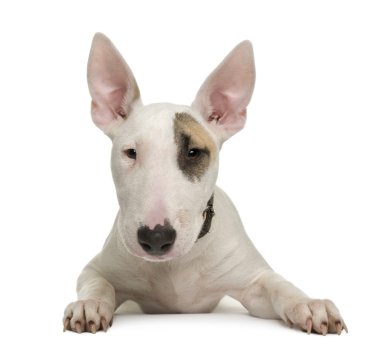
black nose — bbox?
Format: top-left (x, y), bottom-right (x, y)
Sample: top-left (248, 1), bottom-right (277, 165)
top-left (137, 223), bottom-right (176, 256)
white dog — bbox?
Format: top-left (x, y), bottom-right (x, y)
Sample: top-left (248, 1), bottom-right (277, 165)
top-left (63, 33), bottom-right (347, 335)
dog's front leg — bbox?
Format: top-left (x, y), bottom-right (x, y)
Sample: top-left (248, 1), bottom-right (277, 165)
top-left (234, 270), bottom-right (347, 335)
top-left (63, 266), bottom-right (115, 333)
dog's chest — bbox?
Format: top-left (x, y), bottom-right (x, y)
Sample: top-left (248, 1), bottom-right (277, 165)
top-left (134, 264), bottom-right (222, 313)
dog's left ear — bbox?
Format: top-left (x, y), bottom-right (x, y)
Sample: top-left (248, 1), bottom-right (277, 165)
top-left (191, 41), bottom-right (255, 142)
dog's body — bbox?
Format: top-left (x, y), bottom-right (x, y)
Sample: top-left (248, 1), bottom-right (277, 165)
top-left (63, 34), bottom-right (346, 335)
top-left (77, 184), bottom-right (272, 315)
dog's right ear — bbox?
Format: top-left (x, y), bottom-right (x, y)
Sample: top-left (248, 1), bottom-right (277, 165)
top-left (87, 33), bottom-right (141, 136)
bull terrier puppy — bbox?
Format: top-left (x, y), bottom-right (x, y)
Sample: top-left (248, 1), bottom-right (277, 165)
top-left (63, 33), bottom-right (347, 335)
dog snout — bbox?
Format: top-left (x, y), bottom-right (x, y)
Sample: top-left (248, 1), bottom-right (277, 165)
top-left (137, 223), bottom-right (176, 256)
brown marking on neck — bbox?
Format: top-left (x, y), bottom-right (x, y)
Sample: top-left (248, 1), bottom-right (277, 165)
top-left (174, 112), bottom-right (217, 182)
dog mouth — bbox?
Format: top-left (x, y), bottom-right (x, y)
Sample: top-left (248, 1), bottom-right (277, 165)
top-left (131, 245), bottom-right (185, 262)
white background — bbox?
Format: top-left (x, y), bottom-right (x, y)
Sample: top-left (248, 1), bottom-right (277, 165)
top-left (0, 0), bottom-right (379, 355)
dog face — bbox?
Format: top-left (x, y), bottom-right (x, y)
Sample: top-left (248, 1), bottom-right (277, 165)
top-left (110, 104), bottom-right (219, 261)
top-left (87, 33), bottom-right (255, 261)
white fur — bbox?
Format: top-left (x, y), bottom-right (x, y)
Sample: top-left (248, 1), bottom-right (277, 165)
top-left (111, 103), bottom-right (218, 261)
top-left (63, 34), bottom-right (347, 335)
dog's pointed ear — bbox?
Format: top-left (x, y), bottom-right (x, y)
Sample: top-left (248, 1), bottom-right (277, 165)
top-left (87, 33), bottom-right (141, 136)
top-left (191, 41), bottom-right (255, 142)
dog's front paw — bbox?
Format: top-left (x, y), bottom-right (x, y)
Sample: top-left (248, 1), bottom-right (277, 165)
top-left (284, 299), bottom-right (347, 335)
top-left (63, 299), bottom-right (113, 333)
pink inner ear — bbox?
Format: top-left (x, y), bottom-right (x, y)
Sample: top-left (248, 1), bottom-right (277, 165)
top-left (87, 33), bottom-right (140, 133)
top-left (192, 40), bottom-right (255, 140)
top-left (105, 87), bottom-right (128, 117)
top-left (207, 91), bottom-right (248, 132)
top-left (209, 91), bottom-right (228, 120)
top-left (90, 86), bottom-right (128, 129)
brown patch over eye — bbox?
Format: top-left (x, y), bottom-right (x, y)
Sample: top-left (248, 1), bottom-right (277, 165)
top-left (174, 112), bottom-right (216, 182)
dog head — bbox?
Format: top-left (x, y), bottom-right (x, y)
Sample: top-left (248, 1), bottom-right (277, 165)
top-left (87, 33), bottom-right (255, 261)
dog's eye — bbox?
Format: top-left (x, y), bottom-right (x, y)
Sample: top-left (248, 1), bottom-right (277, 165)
top-left (124, 148), bottom-right (137, 160)
top-left (187, 148), bottom-right (202, 159)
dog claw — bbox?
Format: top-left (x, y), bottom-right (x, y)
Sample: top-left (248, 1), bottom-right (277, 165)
top-left (75, 321), bottom-right (82, 333)
top-left (101, 318), bottom-right (108, 332)
top-left (88, 321), bottom-right (96, 334)
top-left (343, 323), bottom-right (348, 333)
top-left (335, 321), bottom-right (342, 335)
top-left (63, 318), bottom-right (70, 332)
top-left (285, 318), bottom-right (293, 328)
top-left (321, 322), bottom-right (328, 336)
top-left (306, 318), bottom-right (312, 334)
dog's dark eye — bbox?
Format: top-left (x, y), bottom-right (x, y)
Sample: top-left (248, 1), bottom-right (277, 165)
top-left (187, 148), bottom-right (202, 159)
top-left (124, 148), bottom-right (137, 160)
